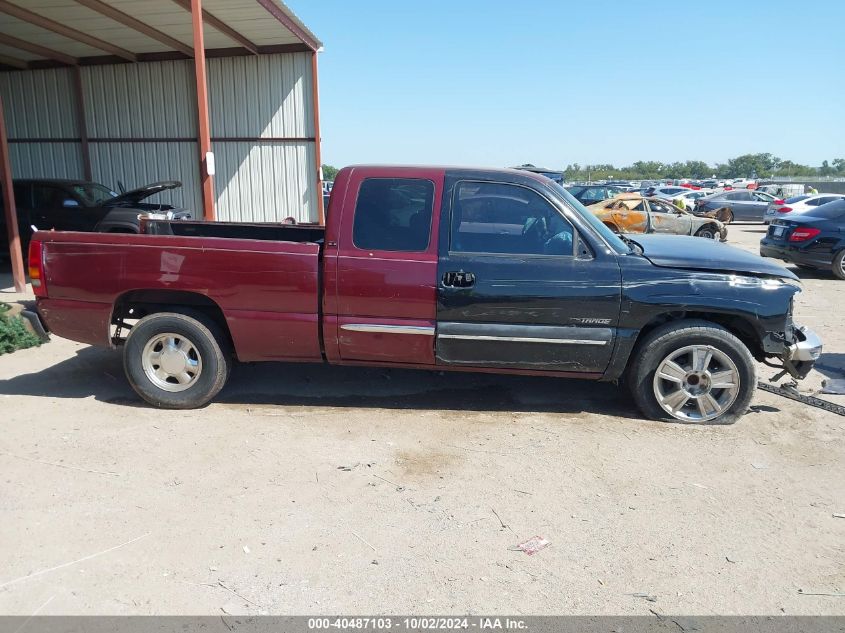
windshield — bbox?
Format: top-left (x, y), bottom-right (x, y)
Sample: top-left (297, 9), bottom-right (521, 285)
top-left (551, 182), bottom-right (629, 254)
top-left (70, 183), bottom-right (118, 206)
top-left (785, 194), bottom-right (810, 204)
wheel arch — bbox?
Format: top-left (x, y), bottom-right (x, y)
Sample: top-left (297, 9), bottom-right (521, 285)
top-left (694, 222), bottom-right (721, 237)
top-left (632, 312), bottom-right (763, 360)
top-left (111, 289), bottom-right (233, 349)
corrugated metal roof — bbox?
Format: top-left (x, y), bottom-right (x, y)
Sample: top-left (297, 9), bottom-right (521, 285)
top-left (0, 0), bottom-right (322, 65)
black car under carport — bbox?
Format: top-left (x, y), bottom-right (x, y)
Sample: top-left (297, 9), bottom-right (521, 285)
top-left (0, 179), bottom-right (192, 253)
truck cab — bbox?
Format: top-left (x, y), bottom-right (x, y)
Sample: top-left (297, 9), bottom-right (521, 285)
top-left (323, 166), bottom-right (621, 374)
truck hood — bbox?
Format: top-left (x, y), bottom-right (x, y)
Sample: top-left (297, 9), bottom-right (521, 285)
top-left (105, 181), bottom-right (181, 206)
top-left (628, 234), bottom-right (798, 280)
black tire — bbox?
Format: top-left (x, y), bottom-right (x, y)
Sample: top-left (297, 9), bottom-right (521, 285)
top-left (123, 312), bottom-right (230, 409)
top-left (833, 250), bottom-right (845, 281)
top-left (627, 320), bottom-right (757, 425)
top-left (694, 224), bottom-right (719, 240)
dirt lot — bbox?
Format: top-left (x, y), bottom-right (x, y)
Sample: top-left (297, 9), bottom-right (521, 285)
top-left (0, 225), bottom-right (843, 616)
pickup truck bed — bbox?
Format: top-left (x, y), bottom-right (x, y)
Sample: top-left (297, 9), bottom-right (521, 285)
top-left (36, 231), bottom-right (322, 362)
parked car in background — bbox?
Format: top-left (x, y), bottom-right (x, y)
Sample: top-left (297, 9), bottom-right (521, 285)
top-left (760, 199), bottom-right (845, 279)
top-left (605, 180), bottom-right (638, 191)
top-left (566, 184), bottom-right (626, 205)
top-left (763, 193), bottom-right (845, 222)
top-left (731, 178), bottom-right (757, 189)
top-left (694, 189), bottom-right (776, 222)
top-left (587, 194), bottom-right (727, 240)
top-left (649, 186), bottom-right (690, 200)
top-left (0, 179), bottom-right (191, 254)
top-left (513, 164), bottom-right (566, 185)
top-left (673, 189), bottom-right (712, 211)
top-left (756, 183), bottom-right (805, 199)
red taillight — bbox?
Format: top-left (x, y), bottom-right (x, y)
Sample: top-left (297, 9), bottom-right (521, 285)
top-left (27, 239), bottom-right (47, 297)
top-left (789, 228), bottom-right (821, 242)
top-left (777, 206), bottom-right (793, 213)
top-left (774, 199), bottom-right (785, 205)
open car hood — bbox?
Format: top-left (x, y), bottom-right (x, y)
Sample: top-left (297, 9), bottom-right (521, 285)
top-left (106, 181), bottom-right (181, 206)
top-left (629, 234), bottom-right (798, 280)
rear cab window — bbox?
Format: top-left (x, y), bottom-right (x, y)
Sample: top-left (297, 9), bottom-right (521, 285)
top-left (352, 178), bottom-right (435, 252)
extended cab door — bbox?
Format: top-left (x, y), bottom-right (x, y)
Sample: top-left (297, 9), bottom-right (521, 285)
top-left (436, 176), bottom-right (622, 374)
top-left (324, 168), bottom-right (443, 365)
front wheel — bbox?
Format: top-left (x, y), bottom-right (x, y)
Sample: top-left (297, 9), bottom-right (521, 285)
top-left (124, 312), bottom-right (230, 409)
top-left (628, 321), bottom-right (756, 424)
top-left (695, 224), bottom-right (719, 240)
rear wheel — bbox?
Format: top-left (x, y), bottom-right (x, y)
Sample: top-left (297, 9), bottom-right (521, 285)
top-left (124, 312), bottom-right (230, 409)
top-left (628, 321), bottom-right (756, 424)
top-left (833, 250), bottom-right (845, 280)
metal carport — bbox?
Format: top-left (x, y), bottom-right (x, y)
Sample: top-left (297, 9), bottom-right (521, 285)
top-left (0, 0), bottom-right (323, 292)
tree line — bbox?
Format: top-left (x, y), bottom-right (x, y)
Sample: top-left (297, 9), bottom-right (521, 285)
top-left (561, 154), bottom-right (845, 181)
top-left (321, 154), bottom-right (845, 183)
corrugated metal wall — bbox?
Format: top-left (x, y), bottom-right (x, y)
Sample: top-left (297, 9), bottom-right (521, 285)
top-left (0, 52), bottom-right (318, 222)
top-left (89, 142), bottom-right (201, 211)
top-left (10, 143), bottom-right (84, 179)
top-left (83, 62), bottom-right (197, 138)
top-left (215, 141), bottom-right (315, 223)
top-left (81, 60), bottom-right (201, 210)
top-left (209, 52), bottom-right (318, 223)
top-left (0, 67), bottom-right (84, 179)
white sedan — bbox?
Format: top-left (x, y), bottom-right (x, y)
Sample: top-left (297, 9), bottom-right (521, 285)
top-left (672, 189), bottom-right (713, 210)
top-left (764, 193), bottom-right (845, 222)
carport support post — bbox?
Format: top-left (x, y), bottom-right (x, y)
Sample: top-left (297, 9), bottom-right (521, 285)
top-left (0, 95), bottom-right (26, 293)
top-left (311, 51), bottom-right (324, 225)
top-left (191, 0), bottom-right (215, 221)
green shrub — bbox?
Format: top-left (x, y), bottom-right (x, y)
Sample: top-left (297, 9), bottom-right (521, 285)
top-left (0, 303), bottom-right (42, 355)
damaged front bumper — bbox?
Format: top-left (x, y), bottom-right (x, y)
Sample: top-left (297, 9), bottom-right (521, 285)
top-left (781, 325), bottom-right (823, 379)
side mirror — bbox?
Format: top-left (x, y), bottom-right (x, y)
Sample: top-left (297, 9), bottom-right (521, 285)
top-left (62, 199), bottom-right (80, 208)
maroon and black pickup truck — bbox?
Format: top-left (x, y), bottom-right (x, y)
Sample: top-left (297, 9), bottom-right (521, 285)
top-left (26, 166), bottom-right (821, 423)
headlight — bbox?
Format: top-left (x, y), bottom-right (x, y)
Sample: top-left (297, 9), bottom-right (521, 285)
top-left (728, 275), bottom-right (792, 289)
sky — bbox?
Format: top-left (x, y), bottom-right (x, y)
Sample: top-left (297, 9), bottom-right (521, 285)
top-left (294, 1), bottom-right (845, 171)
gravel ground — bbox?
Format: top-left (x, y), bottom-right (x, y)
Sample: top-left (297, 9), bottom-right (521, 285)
top-left (0, 225), bottom-right (842, 616)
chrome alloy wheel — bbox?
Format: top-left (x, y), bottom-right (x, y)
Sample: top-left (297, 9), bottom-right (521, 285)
top-left (652, 344), bottom-right (740, 422)
top-left (141, 333), bottom-right (203, 392)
